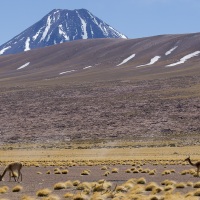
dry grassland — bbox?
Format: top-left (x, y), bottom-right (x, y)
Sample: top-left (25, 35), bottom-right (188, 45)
top-left (0, 144), bottom-right (199, 200)
top-left (0, 145), bottom-right (199, 163)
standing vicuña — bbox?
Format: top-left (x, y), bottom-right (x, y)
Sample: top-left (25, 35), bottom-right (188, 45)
top-left (185, 156), bottom-right (200, 177)
top-left (0, 162), bottom-right (23, 182)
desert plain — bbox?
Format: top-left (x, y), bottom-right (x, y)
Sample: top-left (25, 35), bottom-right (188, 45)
top-left (0, 143), bottom-right (200, 200)
top-left (1, 36), bottom-right (200, 199)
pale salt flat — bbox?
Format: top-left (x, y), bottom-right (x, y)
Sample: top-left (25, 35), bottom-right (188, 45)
top-left (83, 66), bottom-right (93, 69)
top-left (136, 56), bottom-right (161, 68)
top-left (117, 54), bottom-right (136, 66)
top-left (165, 46), bottom-right (178, 56)
top-left (166, 51), bottom-right (200, 67)
top-left (59, 70), bottom-right (76, 75)
top-left (17, 62), bottom-right (30, 70)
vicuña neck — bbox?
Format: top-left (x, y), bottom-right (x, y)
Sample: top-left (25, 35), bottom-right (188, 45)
top-left (188, 158), bottom-right (195, 166)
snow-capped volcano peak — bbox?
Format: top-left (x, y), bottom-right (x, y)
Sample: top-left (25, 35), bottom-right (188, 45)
top-left (0, 9), bottom-right (127, 55)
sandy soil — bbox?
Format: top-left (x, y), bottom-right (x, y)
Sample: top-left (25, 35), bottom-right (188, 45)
top-left (0, 163), bottom-right (199, 200)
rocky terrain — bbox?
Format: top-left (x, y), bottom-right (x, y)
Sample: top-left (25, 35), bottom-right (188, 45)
top-left (0, 75), bottom-right (200, 146)
top-left (0, 35), bottom-right (200, 146)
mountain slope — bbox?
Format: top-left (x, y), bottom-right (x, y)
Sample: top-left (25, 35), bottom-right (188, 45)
top-left (0, 9), bottom-right (127, 55)
top-left (1, 34), bottom-right (200, 145)
top-left (1, 33), bottom-right (200, 84)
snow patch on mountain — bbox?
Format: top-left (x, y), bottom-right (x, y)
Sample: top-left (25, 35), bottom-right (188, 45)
top-left (109, 26), bottom-right (127, 39)
top-left (77, 12), bottom-right (88, 39)
top-left (136, 56), bottom-right (161, 68)
top-left (165, 46), bottom-right (178, 55)
top-left (59, 70), bottom-right (76, 75)
top-left (0, 46), bottom-right (11, 55)
top-left (40, 16), bottom-right (52, 42)
top-left (88, 11), bottom-right (98, 25)
top-left (25, 37), bottom-right (31, 51)
top-left (83, 66), bottom-right (93, 69)
top-left (33, 30), bottom-right (41, 41)
top-left (117, 54), bottom-right (136, 66)
top-left (17, 62), bottom-right (30, 70)
top-left (59, 25), bottom-right (69, 40)
top-left (166, 51), bottom-right (200, 67)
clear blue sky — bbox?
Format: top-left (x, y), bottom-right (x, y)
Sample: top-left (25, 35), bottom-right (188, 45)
top-left (0, 0), bottom-right (200, 45)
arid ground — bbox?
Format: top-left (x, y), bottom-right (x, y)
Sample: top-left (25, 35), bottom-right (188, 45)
top-left (1, 75), bottom-right (200, 147)
top-left (1, 36), bottom-right (200, 199)
top-left (1, 71), bottom-right (200, 200)
top-left (0, 146), bottom-right (200, 199)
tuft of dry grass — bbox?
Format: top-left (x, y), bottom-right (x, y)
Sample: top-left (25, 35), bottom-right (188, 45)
top-left (54, 168), bottom-right (62, 174)
top-left (92, 184), bottom-right (106, 193)
top-left (164, 185), bottom-right (174, 192)
top-left (41, 195), bottom-right (60, 200)
top-left (93, 181), bottom-right (112, 193)
top-left (129, 185), bottom-right (145, 195)
top-left (193, 188), bottom-right (200, 196)
top-left (141, 168), bottom-right (150, 173)
top-left (175, 182), bottom-right (186, 189)
top-left (90, 192), bottom-right (108, 200)
top-left (149, 195), bottom-right (160, 200)
top-left (123, 182), bottom-right (134, 190)
top-left (187, 181), bottom-right (194, 187)
top-left (111, 168), bottom-right (119, 173)
top-left (161, 179), bottom-right (176, 186)
top-left (136, 177), bottom-right (146, 184)
top-left (65, 181), bottom-right (73, 189)
top-left (162, 170), bottom-right (171, 175)
top-left (194, 182), bottom-right (200, 188)
top-left (180, 170), bottom-right (188, 175)
top-left (62, 169), bottom-right (69, 174)
top-left (76, 182), bottom-right (91, 191)
top-left (21, 195), bottom-right (36, 200)
top-left (125, 169), bottom-right (132, 173)
top-left (63, 192), bottom-right (73, 199)
top-left (103, 171), bottom-right (110, 176)
top-left (132, 169), bottom-right (139, 173)
top-left (36, 188), bottom-right (52, 197)
top-left (98, 179), bottom-right (105, 184)
top-left (54, 182), bottom-right (66, 190)
top-left (12, 185), bottom-right (23, 192)
top-left (73, 180), bottom-right (81, 186)
top-left (149, 169), bottom-right (156, 175)
top-left (72, 193), bottom-right (88, 200)
top-left (145, 182), bottom-right (158, 191)
top-left (101, 166), bottom-right (108, 170)
top-left (152, 186), bottom-right (163, 194)
top-left (163, 193), bottom-right (198, 200)
top-left (81, 170), bottom-right (90, 175)
top-left (0, 186), bottom-right (9, 194)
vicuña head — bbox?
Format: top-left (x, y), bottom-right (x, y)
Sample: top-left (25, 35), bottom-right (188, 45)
top-left (184, 156), bottom-right (190, 162)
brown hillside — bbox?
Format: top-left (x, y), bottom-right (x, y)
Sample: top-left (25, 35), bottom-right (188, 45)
top-left (0, 34), bottom-right (200, 146)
